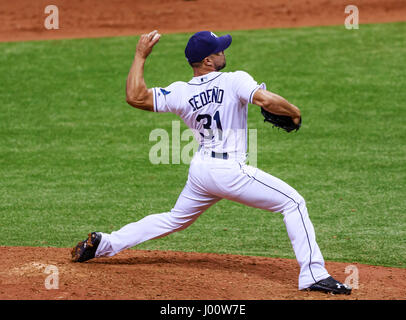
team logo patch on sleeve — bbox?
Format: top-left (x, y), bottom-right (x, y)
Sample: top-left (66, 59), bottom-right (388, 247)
top-left (160, 88), bottom-right (171, 96)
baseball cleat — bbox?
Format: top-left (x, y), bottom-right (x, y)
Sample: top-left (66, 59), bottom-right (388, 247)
top-left (71, 232), bottom-right (101, 262)
top-left (305, 276), bottom-right (352, 295)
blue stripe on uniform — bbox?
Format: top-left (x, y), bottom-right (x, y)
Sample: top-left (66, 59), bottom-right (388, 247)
top-left (153, 88), bottom-right (158, 112)
top-left (237, 162), bottom-right (317, 284)
top-left (248, 85), bottom-right (261, 104)
top-left (187, 73), bottom-right (223, 86)
top-left (251, 175), bottom-right (317, 283)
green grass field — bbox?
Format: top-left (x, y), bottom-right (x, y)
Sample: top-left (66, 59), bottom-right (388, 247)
top-left (1, 22), bottom-right (405, 268)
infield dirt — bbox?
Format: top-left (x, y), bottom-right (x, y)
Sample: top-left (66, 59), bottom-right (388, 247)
top-left (1, 0), bottom-right (405, 300)
top-left (1, 0), bottom-right (406, 42)
top-left (1, 246), bottom-right (406, 300)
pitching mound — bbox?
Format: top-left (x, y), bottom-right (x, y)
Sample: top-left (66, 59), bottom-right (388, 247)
top-left (0, 246), bottom-right (405, 300)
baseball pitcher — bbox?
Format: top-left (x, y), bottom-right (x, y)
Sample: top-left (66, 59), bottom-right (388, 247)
top-left (72, 30), bottom-right (351, 294)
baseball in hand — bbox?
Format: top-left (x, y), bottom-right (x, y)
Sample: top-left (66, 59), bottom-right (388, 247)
top-left (152, 33), bottom-right (161, 42)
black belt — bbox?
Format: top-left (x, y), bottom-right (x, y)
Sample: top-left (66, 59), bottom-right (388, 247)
top-left (211, 151), bottom-right (229, 160)
top-left (198, 146), bottom-right (229, 159)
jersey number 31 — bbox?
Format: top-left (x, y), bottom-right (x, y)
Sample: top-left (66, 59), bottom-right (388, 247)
top-left (196, 111), bottom-right (222, 140)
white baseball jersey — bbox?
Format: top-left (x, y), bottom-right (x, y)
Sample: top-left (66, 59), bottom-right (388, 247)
top-left (96, 70), bottom-right (330, 290)
top-left (152, 71), bottom-right (265, 155)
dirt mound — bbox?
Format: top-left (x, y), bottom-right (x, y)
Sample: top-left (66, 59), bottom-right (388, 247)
top-left (0, 247), bottom-right (405, 300)
top-left (1, 0), bottom-right (405, 42)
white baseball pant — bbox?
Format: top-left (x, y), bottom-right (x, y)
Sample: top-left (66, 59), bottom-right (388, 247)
top-left (96, 150), bottom-right (329, 289)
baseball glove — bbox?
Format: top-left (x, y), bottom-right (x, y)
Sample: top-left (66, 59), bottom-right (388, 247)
top-left (261, 107), bottom-right (301, 133)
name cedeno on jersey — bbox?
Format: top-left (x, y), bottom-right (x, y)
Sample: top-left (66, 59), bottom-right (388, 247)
top-left (188, 86), bottom-right (224, 112)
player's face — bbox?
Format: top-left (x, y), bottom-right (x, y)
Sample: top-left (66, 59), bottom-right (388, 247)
top-left (211, 51), bottom-right (226, 71)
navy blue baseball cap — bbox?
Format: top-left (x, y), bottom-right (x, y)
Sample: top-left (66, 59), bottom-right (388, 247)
top-left (185, 31), bottom-right (232, 64)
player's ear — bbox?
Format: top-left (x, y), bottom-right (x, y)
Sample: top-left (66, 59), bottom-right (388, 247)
top-left (203, 56), bottom-right (213, 67)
